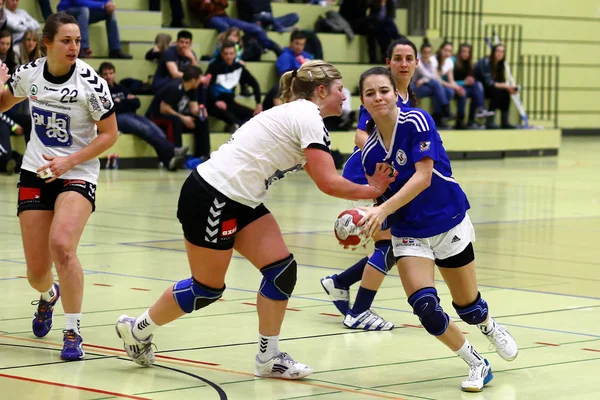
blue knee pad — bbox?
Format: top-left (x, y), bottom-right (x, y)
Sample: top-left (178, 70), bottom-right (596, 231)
top-left (259, 254), bottom-right (297, 301)
top-left (408, 287), bottom-right (450, 336)
top-left (368, 240), bottom-right (395, 275)
top-left (173, 278), bottom-right (225, 313)
top-left (453, 292), bottom-right (488, 325)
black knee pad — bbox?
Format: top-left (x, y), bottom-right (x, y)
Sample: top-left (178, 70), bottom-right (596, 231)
top-left (259, 254), bottom-right (297, 301)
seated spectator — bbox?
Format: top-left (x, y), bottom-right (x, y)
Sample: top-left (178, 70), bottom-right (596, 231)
top-left (4, 0), bottom-right (41, 44)
top-left (275, 30), bottom-right (312, 76)
top-left (453, 42), bottom-right (494, 129)
top-left (237, 0), bottom-right (298, 33)
top-left (37, 0), bottom-right (53, 20)
top-left (15, 29), bottom-right (41, 63)
top-left (411, 37), bottom-right (451, 128)
top-left (152, 30), bottom-right (198, 92)
top-left (0, 0), bottom-right (6, 31)
top-left (188, 0), bottom-right (282, 56)
top-left (99, 62), bottom-right (189, 171)
top-left (211, 27), bottom-right (243, 62)
top-left (146, 66), bottom-right (212, 160)
top-left (0, 30), bottom-right (18, 74)
top-left (57, 1), bottom-right (132, 59)
top-left (149, 0), bottom-right (185, 28)
top-left (0, 115), bottom-right (20, 175)
top-left (474, 43), bottom-right (518, 129)
top-left (206, 41), bottom-right (261, 131)
top-left (145, 33), bottom-right (172, 62)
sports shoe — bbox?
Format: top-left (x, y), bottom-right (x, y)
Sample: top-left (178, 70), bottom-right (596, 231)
top-left (343, 309), bottom-right (394, 331)
top-left (482, 319), bottom-right (518, 361)
top-left (31, 283), bottom-right (60, 338)
top-left (320, 276), bottom-right (350, 315)
top-left (461, 359), bottom-right (493, 392)
top-left (254, 352), bottom-right (313, 379)
top-left (115, 314), bottom-right (156, 367)
top-left (61, 329), bottom-right (85, 360)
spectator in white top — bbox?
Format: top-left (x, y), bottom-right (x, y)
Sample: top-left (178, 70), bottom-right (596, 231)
top-left (411, 38), bottom-right (452, 128)
top-left (4, 0), bottom-right (41, 44)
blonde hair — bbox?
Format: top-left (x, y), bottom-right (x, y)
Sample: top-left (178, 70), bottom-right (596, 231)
top-left (154, 33), bottom-right (172, 53)
top-left (18, 29), bottom-right (41, 64)
top-left (279, 60), bottom-right (342, 103)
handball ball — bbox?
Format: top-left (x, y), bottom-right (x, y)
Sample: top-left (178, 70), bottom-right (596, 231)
top-left (334, 209), bottom-right (370, 249)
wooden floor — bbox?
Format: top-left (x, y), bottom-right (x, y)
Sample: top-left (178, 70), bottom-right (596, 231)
top-left (1, 136), bottom-right (599, 399)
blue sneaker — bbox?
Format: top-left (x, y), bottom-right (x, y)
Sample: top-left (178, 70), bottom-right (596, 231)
top-left (31, 283), bottom-right (60, 338)
top-left (320, 275), bottom-right (350, 315)
top-left (61, 329), bottom-right (85, 361)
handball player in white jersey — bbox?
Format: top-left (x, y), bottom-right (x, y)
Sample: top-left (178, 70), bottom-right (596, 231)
top-left (0, 12), bottom-right (117, 360)
top-left (114, 60), bottom-right (395, 379)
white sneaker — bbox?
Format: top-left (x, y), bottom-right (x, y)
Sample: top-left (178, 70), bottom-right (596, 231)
top-left (320, 276), bottom-right (350, 315)
top-left (461, 359), bottom-right (493, 392)
top-left (115, 315), bottom-right (156, 367)
top-left (254, 352), bottom-right (313, 379)
top-left (343, 309), bottom-right (394, 331)
top-left (483, 320), bottom-right (518, 361)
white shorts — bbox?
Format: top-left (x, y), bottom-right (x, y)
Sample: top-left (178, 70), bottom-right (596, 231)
top-left (391, 213), bottom-right (476, 261)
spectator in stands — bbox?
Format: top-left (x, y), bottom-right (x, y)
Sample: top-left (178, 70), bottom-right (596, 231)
top-left (434, 40), bottom-right (468, 128)
top-left (339, 0), bottom-right (401, 64)
top-left (152, 30), bottom-right (198, 92)
top-left (453, 42), bottom-right (494, 129)
top-left (206, 41), bottom-right (262, 132)
top-left (57, 0), bottom-right (132, 59)
top-left (0, 0), bottom-right (6, 31)
top-left (4, 0), bottom-right (41, 44)
top-left (99, 62), bottom-right (189, 171)
top-left (187, 0), bottom-right (282, 56)
top-left (275, 30), bottom-right (312, 77)
top-left (211, 27), bottom-right (243, 62)
top-left (0, 114), bottom-right (20, 175)
top-left (37, 0), bottom-right (53, 20)
top-left (145, 33), bottom-right (172, 62)
top-left (412, 37), bottom-right (451, 128)
top-left (237, 0), bottom-right (299, 33)
top-left (149, 0), bottom-right (185, 28)
top-left (146, 65), bottom-right (212, 160)
top-left (0, 30), bottom-right (18, 74)
top-left (474, 44), bottom-right (517, 129)
top-left (15, 29), bottom-right (41, 63)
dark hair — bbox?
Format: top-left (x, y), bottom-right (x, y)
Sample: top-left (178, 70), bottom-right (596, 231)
top-left (220, 40), bottom-right (236, 51)
top-left (290, 31), bottom-right (307, 42)
top-left (177, 30), bottom-right (193, 41)
top-left (42, 12), bottom-right (78, 43)
top-left (489, 44), bottom-right (506, 82)
top-left (358, 67), bottom-right (397, 134)
top-left (435, 40), bottom-right (452, 73)
top-left (454, 42), bottom-right (473, 77)
top-left (98, 61), bottom-right (115, 74)
top-left (0, 30), bottom-right (17, 74)
top-left (279, 60), bottom-right (342, 103)
top-left (385, 36), bottom-right (418, 107)
top-left (182, 65), bottom-right (203, 81)
top-left (420, 37), bottom-right (432, 52)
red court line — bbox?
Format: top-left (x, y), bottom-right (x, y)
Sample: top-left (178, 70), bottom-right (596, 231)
top-left (0, 372), bottom-right (150, 399)
top-left (130, 288), bottom-right (150, 291)
top-left (536, 342), bottom-right (560, 347)
top-left (242, 302), bottom-right (256, 306)
top-left (583, 348), bottom-right (600, 353)
top-left (320, 313), bottom-right (340, 317)
top-left (93, 283), bottom-right (113, 287)
top-left (285, 308), bottom-right (301, 312)
top-left (81, 343), bottom-right (220, 366)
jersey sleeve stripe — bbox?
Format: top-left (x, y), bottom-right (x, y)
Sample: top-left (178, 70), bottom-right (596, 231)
top-left (400, 110), bottom-right (430, 131)
top-left (306, 143), bottom-right (331, 153)
top-left (100, 107), bottom-right (116, 121)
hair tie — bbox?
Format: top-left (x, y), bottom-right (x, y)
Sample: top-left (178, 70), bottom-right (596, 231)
top-left (292, 69), bottom-right (297, 78)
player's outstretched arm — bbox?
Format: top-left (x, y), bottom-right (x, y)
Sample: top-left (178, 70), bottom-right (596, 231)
top-left (304, 147), bottom-right (395, 200)
top-left (0, 64), bottom-right (26, 112)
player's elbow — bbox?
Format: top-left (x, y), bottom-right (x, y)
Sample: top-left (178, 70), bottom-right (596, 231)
top-left (419, 170), bottom-right (432, 189)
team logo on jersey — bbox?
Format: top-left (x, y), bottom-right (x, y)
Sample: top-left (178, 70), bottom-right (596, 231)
top-left (30, 84), bottom-right (38, 95)
top-left (395, 149), bottom-right (407, 166)
top-left (88, 94), bottom-right (101, 112)
top-left (32, 106), bottom-right (72, 147)
top-left (265, 164), bottom-right (303, 189)
top-left (419, 141), bottom-right (431, 152)
top-left (99, 95), bottom-right (112, 110)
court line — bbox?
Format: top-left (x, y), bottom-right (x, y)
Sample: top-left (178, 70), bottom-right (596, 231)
top-left (0, 372), bottom-right (151, 400)
top-left (153, 364), bottom-right (227, 400)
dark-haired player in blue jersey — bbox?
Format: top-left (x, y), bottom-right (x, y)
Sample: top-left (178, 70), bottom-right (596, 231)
top-left (321, 37), bottom-right (419, 331)
top-left (356, 66), bottom-right (518, 392)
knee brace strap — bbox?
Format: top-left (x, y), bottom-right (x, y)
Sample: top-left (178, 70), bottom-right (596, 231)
top-left (408, 287), bottom-right (450, 336)
top-left (173, 278), bottom-right (225, 313)
top-left (453, 292), bottom-right (488, 325)
top-left (368, 240), bottom-right (394, 275)
top-left (259, 254), bottom-right (297, 301)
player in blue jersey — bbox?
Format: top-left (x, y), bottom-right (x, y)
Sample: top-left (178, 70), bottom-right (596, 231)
top-left (321, 37), bottom-right (419, 331)
top-left (356, 66), bottom-right (518, 392)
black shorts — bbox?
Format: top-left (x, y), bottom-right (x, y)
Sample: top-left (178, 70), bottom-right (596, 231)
top-left (177, 170), bottom-right (270, 250)
top-left (17, 170), bottom-right (97, 215)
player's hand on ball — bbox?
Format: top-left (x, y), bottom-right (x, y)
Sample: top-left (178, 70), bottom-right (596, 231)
top-left (366, 163), bottom-right (397, 196)
top-left (334, 209), bottom-right (371, 250)
top-left (37, 154), bottom-right (75, 183)
top-left (358, 206), bottom-right (387, 238)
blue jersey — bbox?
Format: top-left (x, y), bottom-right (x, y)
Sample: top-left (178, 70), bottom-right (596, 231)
top-left (361, 107), bottom-right (470, 238)
top-left (343, 94), bottom-right (411, 185)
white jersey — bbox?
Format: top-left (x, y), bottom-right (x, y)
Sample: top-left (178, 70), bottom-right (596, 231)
top-left (8, 57), bottom-right (115, 184)
top-left (198, 99), bottom-right (331, 208)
